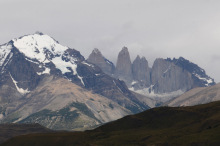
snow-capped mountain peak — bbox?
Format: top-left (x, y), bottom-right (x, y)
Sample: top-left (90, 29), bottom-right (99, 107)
top-left (0, 42), bottom-right (13, 66)
top-left (13, 32), bottom-right (68, 62)
top-left (11, 32), bottom-right (84, 78)
top-left (0, 32), bottom-right (89, 95)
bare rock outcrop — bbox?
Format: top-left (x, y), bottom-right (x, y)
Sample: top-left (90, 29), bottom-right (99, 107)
top-left (87, 48), bottom-right (115, 75)
top-left (114, 47), bottom-right (133, 84)
top-left (152, 63), bottom-right (194, 94)
top-left (166, 57), bottom-right (215, 87)
top-left (131, 55), bottom-right (151, 89)
top-left (87, 47), bottom-right (215, 102)
top-left (151, 58), bottom-right (171, 85)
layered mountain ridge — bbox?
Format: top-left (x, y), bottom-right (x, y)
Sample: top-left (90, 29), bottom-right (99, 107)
top-left (0, 31), bottom-right (216, 131)
top-left (87, 47), bottom-right (215, 101)
top-left (0, 32), bottom-right (154, 130)
top-left (1, 76), bottom-right (132, 130)
top-left (166, 82), bottom-right (220, 107)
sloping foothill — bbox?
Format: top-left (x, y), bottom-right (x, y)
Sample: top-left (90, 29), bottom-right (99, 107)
top-left (0, 123), bottom-right (55, 144)
top-left (2, 101), bottom-right (220, 146)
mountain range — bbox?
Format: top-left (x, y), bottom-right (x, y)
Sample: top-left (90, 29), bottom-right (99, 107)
top-left (0, 32), bottom-right (154, 130)
top-left (0, 31), bottom-right (217, 131)
top-left (87, 47), bottom-right (215, 102)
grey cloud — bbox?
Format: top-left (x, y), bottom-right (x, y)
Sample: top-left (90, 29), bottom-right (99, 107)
top-left (1, 0), bottom-right (220, 82)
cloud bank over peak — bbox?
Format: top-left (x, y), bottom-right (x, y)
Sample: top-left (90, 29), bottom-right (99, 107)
top-left (1, 0), bottom-right (220, 82)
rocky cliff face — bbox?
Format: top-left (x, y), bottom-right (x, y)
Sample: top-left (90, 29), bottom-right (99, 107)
top-left (150, 58), bottom-right (194, 94)
top-left (87, 47), bottom-right (151, 90)
top-left (135, 57), bottom-right (214, 101)
top-left (131, 55), bottom-right (151, 90)
top-left (166, 57), bottom-right (215, 87)
top-left (87, 47), bottom-right (215, 102)
top-left (152, 63), bottom-right (193, 94)
top-left (151, 58), bottom-right (171, 85)
top-left (114, 47), bottom-right (133, 84)
top-left (87, 48), bottom-right (115, 76)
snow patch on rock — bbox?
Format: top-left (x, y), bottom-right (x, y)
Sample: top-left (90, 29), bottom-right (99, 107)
top-left (131, 80), bottom-right (137, 85)
top-left (77, 75), bottom-right (85, 86)
top-left (0, 43), bottom-right (13, 66)
top-left (25, 58), bottom-right (39, 64)
top-left (193, 73), bottom-right (214, 86)
top-left (82, 61), bottom-right (93, 67)
top-left (163, 64), bottom-right (171, 74)
top-left (51, 56), bottom-right (76, 74)
top-left (9, 73), bottom-right (30, 95)
top-left (129, 86), bottom-right (184, 102)
top-left (113, 80), bottom-right (123, 93)
top-left (37, 68), bottom-right (50, 75)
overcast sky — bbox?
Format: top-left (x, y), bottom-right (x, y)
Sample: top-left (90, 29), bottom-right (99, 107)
top-left (1, 0), bottom-right (220, 82)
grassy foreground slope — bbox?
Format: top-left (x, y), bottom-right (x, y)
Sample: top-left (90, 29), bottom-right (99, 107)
top-left (0, 123), bottom-right (54, 144)
top-left (2, 101), bottom-right (220, 146)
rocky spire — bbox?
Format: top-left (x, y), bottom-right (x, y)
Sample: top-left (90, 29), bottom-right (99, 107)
top-left (114, 47), bottom-right (133, 84)
top-left (87, 48), bottom-right (104, 63)
top-left (87, 48), bottom-right (115, 75)
top-left (132, 55), bottom-right (151, 87)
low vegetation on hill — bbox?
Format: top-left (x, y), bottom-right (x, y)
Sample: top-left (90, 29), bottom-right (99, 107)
top-left (2, 101), bottom-right (220, 146)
